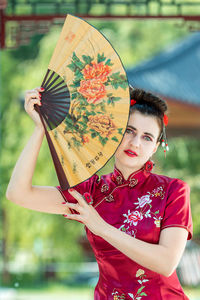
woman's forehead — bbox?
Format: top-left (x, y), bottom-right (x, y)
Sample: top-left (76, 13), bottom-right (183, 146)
top-left (128, 111), bottom-right (160, 135)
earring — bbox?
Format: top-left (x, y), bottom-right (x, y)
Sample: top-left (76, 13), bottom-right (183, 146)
top-left (161, 122), bottom-right (169, 157)
top-left (144, 160), bottom-right (154, 172)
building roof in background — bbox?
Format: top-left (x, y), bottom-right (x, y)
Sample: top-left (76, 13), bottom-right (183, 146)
top-left (126, 33), bottom-right (200, 106)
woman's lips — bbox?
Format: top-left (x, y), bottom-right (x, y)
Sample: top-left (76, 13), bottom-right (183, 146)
top-left (124, 150), bottom-right (138, 157)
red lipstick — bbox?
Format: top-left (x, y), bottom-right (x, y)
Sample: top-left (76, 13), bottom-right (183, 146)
top-left (124, 150), bottom-right (138, 157)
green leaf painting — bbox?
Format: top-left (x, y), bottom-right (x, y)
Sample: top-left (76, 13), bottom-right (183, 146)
top-left (65, 51), bottom-right (128, 151)
top-left (97, 53), bottom-right (106, 63)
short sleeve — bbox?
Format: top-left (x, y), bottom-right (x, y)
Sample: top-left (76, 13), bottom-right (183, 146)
top-left (161, 179), bottom-right (193, 240)
top-left (56, 174), bottom-right (99, 214)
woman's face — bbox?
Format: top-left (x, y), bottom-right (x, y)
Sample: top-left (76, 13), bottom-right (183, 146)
top-left (114, 111), bottom-right (160, 174)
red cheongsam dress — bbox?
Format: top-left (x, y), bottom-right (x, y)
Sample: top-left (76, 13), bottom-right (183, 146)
top-left (57, 165), bottom-right (193, 300)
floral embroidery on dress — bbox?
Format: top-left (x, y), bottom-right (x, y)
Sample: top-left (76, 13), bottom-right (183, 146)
top-left (153, 216), bottom-right (162, 227)
top-left (112, 289), bottom-right (126, 300)
top-left (123, 210), bottom-right (143, 226)
top-left (134, 194), bottom-right (152, 208)
top-left (135, 269), bottom-right (149, 297)
top-left (111, 269), bottom-right (149, 299)
top-left (119, 224), bottom-right (137, 237)
top-left (120, 185), bottom-right (165, 232)
top-left (147, 185), bottom-right (165, 200)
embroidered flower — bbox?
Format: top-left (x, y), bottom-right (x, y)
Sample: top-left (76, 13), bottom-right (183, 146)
top-left (119, 224), bottom-right (136, 237)
top-left (148, 186), bottom-right (165, 200)
top-left (136, 269), bottom-right (149, 296)
top-left (136, 269), bottom-right (145, 277)
top-left (123, 210), bottom-right (143, 226)
top-left (112, 289), bottom-right (126, 300)
top-left (155, 192), bottom-right (160, 197)
top-left (134, 194), bottom-right (152, 208)
top-left (153, 216), bottom-right (162, 227)
top-left (112, 269), bottom-right (148, 299)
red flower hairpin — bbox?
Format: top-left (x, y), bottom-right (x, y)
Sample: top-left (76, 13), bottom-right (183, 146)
top-left (130, 99), bottom-right (137, 106)
top-left (162, 114), bottom-right (169, 156)
top-left (163, 114), bottom-right (168, 126)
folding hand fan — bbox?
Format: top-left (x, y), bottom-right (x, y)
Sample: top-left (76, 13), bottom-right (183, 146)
top-left (37, 14), bottom-right (130, 190)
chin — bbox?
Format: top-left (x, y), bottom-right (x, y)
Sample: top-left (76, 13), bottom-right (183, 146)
top-left (116, 158), bottom-right (139, 170)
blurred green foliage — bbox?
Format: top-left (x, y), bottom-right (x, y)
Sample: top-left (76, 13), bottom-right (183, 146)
top-left (156, 138), bottom-right (200, 238)
top-left (1, 16), bottom-right (200, 286)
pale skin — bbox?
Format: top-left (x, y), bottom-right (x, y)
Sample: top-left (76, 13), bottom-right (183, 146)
top-left (6, 88), bottom-right (189, 277)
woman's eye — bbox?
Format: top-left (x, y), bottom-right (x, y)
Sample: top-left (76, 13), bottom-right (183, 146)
top-left (144, 136), bottom-right (152, 141)
top-left (125, 128), bottom-right (132, 134)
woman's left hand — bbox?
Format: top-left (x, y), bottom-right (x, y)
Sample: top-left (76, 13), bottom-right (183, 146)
top-left (62, 189), bottom-right (107, 236)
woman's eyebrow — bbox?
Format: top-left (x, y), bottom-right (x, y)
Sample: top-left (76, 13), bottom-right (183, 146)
top-left (127, 125), bottom-right (155, 139)
top-left (127, 125), bottom-right (136, 130)
top-left (144, 132), bottom-right (155, 139)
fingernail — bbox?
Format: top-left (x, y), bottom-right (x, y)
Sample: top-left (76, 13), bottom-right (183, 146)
top-left (84, 193), bottom-right (90, 202)
top-left (39, 102), bottom-right (42, 106)
top-left (69, 188), bottom-right (74, 192)
top-left (84, 192), bottom-right (93, 205)
top-left (41, 87), bottom-right (45, 91)
top-left (62, 201), bottom-right (66, 204)
top-left (63, 214), bottom-right (68, 217)
top-left (39, 93), bottom-right (41, 97)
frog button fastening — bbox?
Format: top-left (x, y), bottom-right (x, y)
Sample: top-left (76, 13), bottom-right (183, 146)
top-left (129, 178), bottom-right (138, 188)
top-left (101, 184), bottom-right (109, 193)
top-left (116, 175), bottom-right (123, 185)
top-left (105, 194), bottom-right (114, 202)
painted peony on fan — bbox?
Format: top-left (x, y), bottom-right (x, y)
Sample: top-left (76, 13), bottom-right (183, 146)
top-left (37, 14), bottom-right (130, 190)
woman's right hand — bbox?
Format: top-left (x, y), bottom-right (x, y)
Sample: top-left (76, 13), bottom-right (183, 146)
top-left (24, 87), bottom-right (44, 128)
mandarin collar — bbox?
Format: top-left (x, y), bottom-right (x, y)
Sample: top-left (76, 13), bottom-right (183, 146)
top-left (111, 165), bottom-right (150, 187)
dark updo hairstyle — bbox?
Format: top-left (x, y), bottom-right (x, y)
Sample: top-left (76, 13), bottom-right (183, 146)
top-left (129, 85), bottom-right (168, 142)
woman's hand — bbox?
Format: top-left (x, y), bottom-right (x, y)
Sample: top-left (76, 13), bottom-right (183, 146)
top-left (24, 87), bottom-right (44, 128)
top-left (62, 189), bottom-right (108, 236)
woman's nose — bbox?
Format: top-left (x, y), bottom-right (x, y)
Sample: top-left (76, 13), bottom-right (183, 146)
top-left (130, 135), bottom-right (140, 148)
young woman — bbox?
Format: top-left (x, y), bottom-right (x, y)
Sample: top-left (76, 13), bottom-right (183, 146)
top-left (6, 86), bottom-right (193, 299)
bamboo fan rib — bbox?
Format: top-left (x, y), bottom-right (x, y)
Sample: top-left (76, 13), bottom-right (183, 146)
top-left (40, 70), bottom-right (70, 130)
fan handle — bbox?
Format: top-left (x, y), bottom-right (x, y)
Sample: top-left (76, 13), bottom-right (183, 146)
top-left (35, 105), bottom-right (70, 191)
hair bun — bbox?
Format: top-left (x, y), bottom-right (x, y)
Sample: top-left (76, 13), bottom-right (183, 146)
top-left (130, 86), bottom-right (167, 115)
